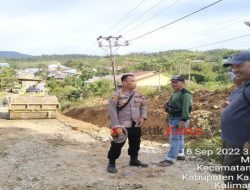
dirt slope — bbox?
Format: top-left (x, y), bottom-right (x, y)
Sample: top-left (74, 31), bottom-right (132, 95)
top-left (63, 89), bottom-right (231, 142)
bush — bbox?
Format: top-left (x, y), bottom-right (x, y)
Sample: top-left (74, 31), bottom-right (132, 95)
top-left (188, 135), bottom-right (223, 163)
top-left (85, 79), bottom-right (113, 98)
top-left (47, 78), bottom-right (78, 101)
top-left (137, 86), bottom-right (159, 98)
top-left (0, 68), bottom-right (16, 91)
top-left (202, 81), bottom-right (232, 91)
top-left (161, 83), bottom-right (173, 93)
top-left (182, 73), bottom-right (206, 83)
top-left (67, 88), bottom-right (82, 101)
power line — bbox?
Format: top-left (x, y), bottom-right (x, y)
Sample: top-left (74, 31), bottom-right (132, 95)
top-left (180, 13), bottom-right (250, 41)
top-left (122, 0), bottom-right (181, 37)
top-left (103, 0), bottom-right (147, 35)
top-left (188, 33), bottom-right (250, 50)
top-left (129, 0), bottom-right (224, 42)
top-left (91, 33), bottom-right (250, 56)
top-left (114, 0), bottom-right (166, 35)
top-left (164, 12), bottom-right (250, 51)
top-left (83, 0), bottom-right (146, 55)
top-left (83, 42), bottom-right (98, 55)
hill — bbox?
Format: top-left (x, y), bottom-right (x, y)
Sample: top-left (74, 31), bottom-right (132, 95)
top-left (0, 51), bottom-right (32, 59)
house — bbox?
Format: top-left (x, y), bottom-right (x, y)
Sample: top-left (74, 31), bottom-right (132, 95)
top-left (16, 71), bottom-right (35, 79)
top-left (16, 68), bottom-right (40, 79)
top-left (85, 71), bottom-right (170, 87)
top-left (47, 61), bottom-right (80, 79)
top-left (11, 77), bottom-right (46, 93)
top-left (133, 71), bottom-right (170, 87)
top-left (0, 62), bottom-right (10, 67)
top-left (48, 71), bottom-right (66, 79)
top-left (61, 68), bottom-right (78, 75)
top-left (48, 62), bottom-right (63, 71)
top-left (24, 68), bottom-right (39, 74)
top-left (48, 69), bottom-right (80, 80)
top-left (16, 77), bottom-right (42, 90)
top-left (84, 75), bottom-right (120, 84)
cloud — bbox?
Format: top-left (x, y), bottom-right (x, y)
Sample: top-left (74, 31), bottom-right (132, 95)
top-left (0, 0), bottom-right (249, 55)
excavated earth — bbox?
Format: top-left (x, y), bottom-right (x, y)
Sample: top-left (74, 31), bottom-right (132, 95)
top-left (0, 99), bottom-right (227, 190)
top-left (63, 89), bottom-right (231, 142)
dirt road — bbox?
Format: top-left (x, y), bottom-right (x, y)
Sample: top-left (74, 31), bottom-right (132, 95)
top-left (0, 108), bottom-right (219, 190)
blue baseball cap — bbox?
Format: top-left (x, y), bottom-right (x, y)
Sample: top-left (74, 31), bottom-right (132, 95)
top-left (223, 51), bottom-right (250, 67)
top-left (171, 75), bottom-right (185, 81)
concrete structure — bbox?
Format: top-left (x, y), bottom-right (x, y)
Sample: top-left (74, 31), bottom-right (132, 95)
top-left (9, 95), bottom-right (60, 119)
top-left (17, 77), bottom-right (42, 90)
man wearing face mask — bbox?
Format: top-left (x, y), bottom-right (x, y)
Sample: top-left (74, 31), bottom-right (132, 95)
top-left (107, 74), bottom-right (148, 173)
top-left (222, 51), bottom-right (250, 190)
top-left (159, 75), bottom-right (192, 166)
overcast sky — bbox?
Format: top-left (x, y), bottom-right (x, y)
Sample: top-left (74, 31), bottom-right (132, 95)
top-left (0, 0), bottom-right (250, 56)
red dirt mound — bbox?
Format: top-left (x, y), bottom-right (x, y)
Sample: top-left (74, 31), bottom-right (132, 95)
top-left (63, 88), bottom-right (232, 142)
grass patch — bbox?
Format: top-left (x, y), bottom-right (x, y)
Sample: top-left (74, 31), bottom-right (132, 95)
top-left (61, 96), bottom-right (108, 111)
top-left (187, 135), bottom-right (223, 163)
top-left (137, 86), bottom-right (160, 98)
top-left (186, 81), bottom-right (232, 92)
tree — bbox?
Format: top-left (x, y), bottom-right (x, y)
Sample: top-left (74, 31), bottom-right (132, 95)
top-left (46, 78), bottom-right (78, 101)
top-left (79, 69), bottom-right (95, 82)
top-left (35, 69), bottom-right (48, 79)
top-left (86, 79), bottom-right (113, 97)
top-left (96, 68), bottom-right (110, 76)
top-left (0, 68), bottom-right (16, 90)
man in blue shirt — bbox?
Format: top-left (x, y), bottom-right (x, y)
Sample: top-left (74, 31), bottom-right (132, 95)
top-left (222, 51), bottom-right (250, 189)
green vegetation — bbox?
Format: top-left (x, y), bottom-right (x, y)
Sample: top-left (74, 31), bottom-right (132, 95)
top-left (6, 49), bottom-right (236, 75)
top-left (1, 48), bottom-right (241, 163)
top-left (187, 135), bottom-right (223, 163)
top-left (1, 48), bottom-right (238, 108)
top-left (137, 87), bottom-right (159, 98)
top-left (46, 77), bottom-right (113, 110)
top-left (0, 67), bottom-right (16, 91)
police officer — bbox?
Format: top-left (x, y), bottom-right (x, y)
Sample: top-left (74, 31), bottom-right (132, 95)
top-left (107, 74), bottom-right (148, 173)
top-left (159, 75), bottom-right (192, 166)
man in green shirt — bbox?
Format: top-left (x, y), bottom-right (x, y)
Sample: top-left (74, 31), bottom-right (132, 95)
top-left (159, 75), bottom-right (192, 166)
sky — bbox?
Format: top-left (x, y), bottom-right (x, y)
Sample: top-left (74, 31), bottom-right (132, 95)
top-left (0, 0), bottom-right (250, 56)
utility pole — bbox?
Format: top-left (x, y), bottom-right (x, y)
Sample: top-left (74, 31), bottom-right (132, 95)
top-left (97, 36), bottom-right (129, 90)
top-left (158, 69), bottom-right (161, 91)
top-left (188, 60), bottom-right (191, 86)
top-left (178, 51), bottom-right (182, 75)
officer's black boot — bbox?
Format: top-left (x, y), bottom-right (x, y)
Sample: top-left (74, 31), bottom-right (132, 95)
top-left (129, 157), bottom-right (148, 167)
top-left (107, 160), bottom-right (117, 173)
